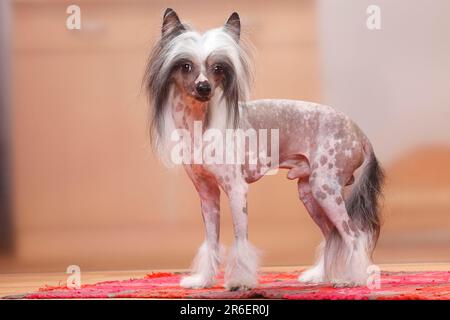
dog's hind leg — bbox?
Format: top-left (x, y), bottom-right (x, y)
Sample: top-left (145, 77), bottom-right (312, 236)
top-left (223, 180), bottom-right (260, 291)
top-left (297, 178), bottom-right (333, 283)
top-left (309, 168), bottom-right (371, 285)
top-left (180, 170), bottom-right (222, 289)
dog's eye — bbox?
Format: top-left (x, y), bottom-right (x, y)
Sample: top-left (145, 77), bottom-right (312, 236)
top-left (213, 65), bottom-right (224, 75)
top-left (181, 63), bottom-right (192, 73)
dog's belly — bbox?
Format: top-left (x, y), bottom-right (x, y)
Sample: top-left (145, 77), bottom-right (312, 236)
top-left (240, 99), bottom-right (366, 184)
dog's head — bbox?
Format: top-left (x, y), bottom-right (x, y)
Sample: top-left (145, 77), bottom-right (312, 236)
top-left (145, 9), bottom-right (252, 143)
top-left (160, 9), bottom-right (244, 103)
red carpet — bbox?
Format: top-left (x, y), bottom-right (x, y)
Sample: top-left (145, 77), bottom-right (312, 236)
top-left (10, 270), bottom-right (450, 299)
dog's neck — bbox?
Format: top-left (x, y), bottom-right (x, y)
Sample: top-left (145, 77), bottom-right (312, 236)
top-left (171, 89), bottom-right (208, 133)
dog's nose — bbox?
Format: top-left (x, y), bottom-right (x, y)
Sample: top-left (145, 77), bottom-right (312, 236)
top-left (196, 81), bottom-right (211, 97)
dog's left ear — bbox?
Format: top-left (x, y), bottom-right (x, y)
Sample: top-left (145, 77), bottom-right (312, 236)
top-left (224, 12), bottom-right (240, 42)
top-left (162, 8), bottom-right (185, 38)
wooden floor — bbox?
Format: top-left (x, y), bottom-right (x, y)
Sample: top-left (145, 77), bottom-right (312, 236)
top-left (1, 263), bottom-right (449, 298)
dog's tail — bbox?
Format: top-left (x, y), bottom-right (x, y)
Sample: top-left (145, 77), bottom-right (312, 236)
top-left (345, 142), bottom-right (385, 251)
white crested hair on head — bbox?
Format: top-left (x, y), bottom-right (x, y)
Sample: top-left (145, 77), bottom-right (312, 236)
top-left (143, 9), bottom-right (253, 164)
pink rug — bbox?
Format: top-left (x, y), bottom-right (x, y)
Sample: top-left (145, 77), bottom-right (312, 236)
top-left (8, 270), bottom-right (450, 300)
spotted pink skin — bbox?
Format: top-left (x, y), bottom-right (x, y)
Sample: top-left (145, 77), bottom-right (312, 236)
top-left (241, 99), bottom-right (371, 249)
top-left (171, 90), bottom-right (373, 286)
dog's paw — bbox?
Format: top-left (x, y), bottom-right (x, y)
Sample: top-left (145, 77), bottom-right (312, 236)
top-left (180, 274), bottom-right (214, 289)
top-left (224, 241), bottom-right (259, 291)
top-left (298, 266), bottom-right (324, 284)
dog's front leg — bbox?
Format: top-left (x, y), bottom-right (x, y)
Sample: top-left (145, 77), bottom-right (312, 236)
top-left (224, 182), bottom-right (259, 291)
top-left (180, 169), bottom-right (221, 289)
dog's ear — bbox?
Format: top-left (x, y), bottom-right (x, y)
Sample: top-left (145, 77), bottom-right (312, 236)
top-left (162, 8), bottom-right (185, 37)
top-left (224, 12), bottom-right (240, 42)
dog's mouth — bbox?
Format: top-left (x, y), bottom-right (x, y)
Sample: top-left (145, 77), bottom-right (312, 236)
top-left (194, 95), bottom-right (211, 102)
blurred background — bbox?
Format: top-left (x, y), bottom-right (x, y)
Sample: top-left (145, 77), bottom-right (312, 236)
top-left (0, 0), bottom-right (449, 273)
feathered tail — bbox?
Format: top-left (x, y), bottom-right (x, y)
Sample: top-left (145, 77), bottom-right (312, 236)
top-left (345, 147), bottom-right (385, 251)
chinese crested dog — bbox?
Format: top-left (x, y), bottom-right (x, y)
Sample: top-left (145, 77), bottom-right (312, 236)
top-left (144, 9), bottom-right (384, 290)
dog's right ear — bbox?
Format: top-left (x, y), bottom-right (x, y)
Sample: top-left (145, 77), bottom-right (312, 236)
top-left (162, 8), bottom-right (185, 38)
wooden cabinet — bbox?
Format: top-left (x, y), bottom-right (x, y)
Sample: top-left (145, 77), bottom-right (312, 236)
top-left (9, 0), bottom-right (321, 272)
top-left (11, 1), bottom-right (449, 273)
